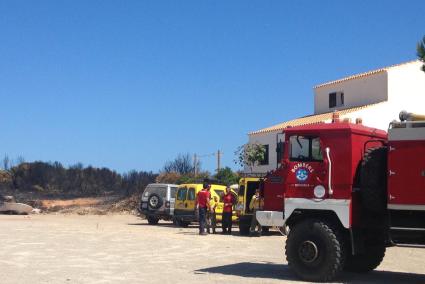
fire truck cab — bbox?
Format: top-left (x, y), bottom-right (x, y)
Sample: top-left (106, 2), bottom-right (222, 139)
top-left (256, 112), bottom-right (425, 282)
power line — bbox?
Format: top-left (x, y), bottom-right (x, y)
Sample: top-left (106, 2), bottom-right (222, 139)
top-left (193, 150), bottom-right (224, 176)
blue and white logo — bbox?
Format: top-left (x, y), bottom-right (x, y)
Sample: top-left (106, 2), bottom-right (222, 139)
top-left (295, 168), bottom-right (309, 182)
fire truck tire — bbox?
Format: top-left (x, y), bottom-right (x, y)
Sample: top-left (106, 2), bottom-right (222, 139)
top-left (147, 216), bottom-right (159, 225)
top-left (286, 219), bottom-right (345, 282)
top-left (360, 147), bottom-right (387, 214)
top-left (344, 245), bottom-right (385, 273)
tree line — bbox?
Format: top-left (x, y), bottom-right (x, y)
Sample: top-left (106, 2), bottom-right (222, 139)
top-left (0, 153), bottom-right (241, 198)
top-left (156, 153), bottom-right (240, 186)
top-left (0, 159), bottom-right (157, 197)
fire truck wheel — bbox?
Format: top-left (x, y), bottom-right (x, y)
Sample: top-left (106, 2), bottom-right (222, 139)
top-left (344, 245), bottom-right (386, 272)
top-left (147, 216), bottom-right (159, 225)
top-left (360, 147), bottom-right (388, 214)
top-left (286, 219), bottom-right (345, 282)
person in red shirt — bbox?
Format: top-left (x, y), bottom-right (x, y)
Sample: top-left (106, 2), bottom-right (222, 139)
top-left (195, 183), bottom-right (210, 235)
top-left (222, 185), bottom-right (234, 234)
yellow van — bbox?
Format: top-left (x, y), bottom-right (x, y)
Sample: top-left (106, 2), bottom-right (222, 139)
top-left (173, 183), bottom-right (237, 227)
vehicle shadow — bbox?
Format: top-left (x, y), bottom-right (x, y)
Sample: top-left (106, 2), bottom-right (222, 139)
top-left (195, 262), bottom-right (425, 283)
top-left (127, 222), bottom-right (176, 228)
top-left (228, 231), bottom-right (282, 237)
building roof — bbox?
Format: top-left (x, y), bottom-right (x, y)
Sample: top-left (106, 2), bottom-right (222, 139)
top-left (313, 60), bottom-right (419, 89)
top-left (249, 102), bottom-right (383, 135)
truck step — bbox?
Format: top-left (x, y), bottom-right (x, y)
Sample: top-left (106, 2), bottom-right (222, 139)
top-left (394, 243), bottom-right (425, 248)
top-left (390, 227), bottom-right (425, 231)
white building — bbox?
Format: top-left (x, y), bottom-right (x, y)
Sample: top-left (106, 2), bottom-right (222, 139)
top-left (247, 60), bottom-right (425, 173)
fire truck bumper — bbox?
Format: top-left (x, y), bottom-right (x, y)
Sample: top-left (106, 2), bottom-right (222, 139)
top-left (255, 211), bottom-right (284, 227)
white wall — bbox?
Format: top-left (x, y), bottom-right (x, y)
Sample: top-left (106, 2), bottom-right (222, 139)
top-left (246, 130), bottom-right (281, 173)
top-left (314, 71), bottom-right (388, 114)
top-left (387, 61), bottom-right (425, 115)
top-left (339, 102), bottom-right (399, 130)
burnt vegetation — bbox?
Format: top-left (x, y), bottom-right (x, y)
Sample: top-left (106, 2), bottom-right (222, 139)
top-left (0, 160), bottom-right (157, 198)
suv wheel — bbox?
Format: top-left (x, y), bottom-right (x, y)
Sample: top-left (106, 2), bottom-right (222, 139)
top-left (175, 218), bottom-right (190, 227)
top-left (148, 193), bottom-right (163, 210)
top-left (147, 216), bottom-right (159, 225)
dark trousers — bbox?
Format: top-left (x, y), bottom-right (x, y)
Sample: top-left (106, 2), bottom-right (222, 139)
top-left (222, 212), bottom-right (232, 233)
top-left (207, 211), bottom-right (216, 233)
top-left (250, 209), bottom-right (262, 233)
top-left (198, 207), bottom-right (207, 233)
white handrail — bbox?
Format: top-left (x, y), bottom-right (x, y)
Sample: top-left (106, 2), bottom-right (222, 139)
top-left (325, 147), bottom-right (333, 196)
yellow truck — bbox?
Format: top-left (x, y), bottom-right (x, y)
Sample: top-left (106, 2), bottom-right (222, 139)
top-left (235, 175), bottom-right (269, 235)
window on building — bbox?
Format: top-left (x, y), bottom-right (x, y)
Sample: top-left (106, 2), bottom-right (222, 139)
top-left (259, 144), bottom-right (269, 165)
top-left (329, 92), bottom-right (344, 108)
top-left (289, 136), bottom-right (323, 162)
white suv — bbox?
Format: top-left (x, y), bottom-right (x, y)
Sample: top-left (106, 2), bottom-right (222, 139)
top-left (139, 183), bottom-right (178, 225)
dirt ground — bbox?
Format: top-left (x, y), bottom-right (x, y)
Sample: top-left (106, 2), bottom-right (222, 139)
top-left (0, 214), bottom-right (424, 284)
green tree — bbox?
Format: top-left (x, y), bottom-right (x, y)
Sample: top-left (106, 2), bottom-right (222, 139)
top-left (234, 143), bottom-right (266, 172)
top-left (177, 171), bottom-right (210, 184)
top-left (214, 167), bottom-right (239, 185)
top-left (417, 36), bottom-right (425, 72)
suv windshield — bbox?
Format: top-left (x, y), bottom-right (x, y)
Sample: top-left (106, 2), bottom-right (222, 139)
top-left (144, 186), bottom-right (167, 197)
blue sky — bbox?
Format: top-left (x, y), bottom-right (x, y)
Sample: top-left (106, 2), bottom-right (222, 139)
top-left (0, 1), bottom-right (423, 173)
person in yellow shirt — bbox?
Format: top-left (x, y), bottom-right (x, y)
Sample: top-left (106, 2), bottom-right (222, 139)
top-left (207, 196), bottom-right (218, 234)
top-left (249, 188), bottom-right (264, 236)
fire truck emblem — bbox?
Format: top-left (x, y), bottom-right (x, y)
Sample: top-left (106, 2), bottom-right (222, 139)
top-left (295, 168), bottom-right (309, 182)
top-left (292, 162), bottom-right (314, 182)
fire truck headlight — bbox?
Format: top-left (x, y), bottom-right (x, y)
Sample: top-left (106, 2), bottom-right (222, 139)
top-left (314, 185), bottom-right (326, 199)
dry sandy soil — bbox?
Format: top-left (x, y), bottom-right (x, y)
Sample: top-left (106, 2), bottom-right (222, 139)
top-left (0, 214), bottom-right (424, 284)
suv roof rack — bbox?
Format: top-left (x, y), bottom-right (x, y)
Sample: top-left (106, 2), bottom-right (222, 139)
top-left (179, 178), bottom-right (227, 186)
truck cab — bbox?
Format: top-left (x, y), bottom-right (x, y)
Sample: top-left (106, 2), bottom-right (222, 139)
top-left (259, 120), bottom-right (386, 228)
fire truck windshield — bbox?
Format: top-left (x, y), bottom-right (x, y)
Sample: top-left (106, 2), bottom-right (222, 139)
top-left (289, 136), bottom-right (323, 162)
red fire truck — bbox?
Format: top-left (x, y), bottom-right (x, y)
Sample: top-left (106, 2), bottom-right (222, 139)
top-left (256, 111), bottom-right (425, 282)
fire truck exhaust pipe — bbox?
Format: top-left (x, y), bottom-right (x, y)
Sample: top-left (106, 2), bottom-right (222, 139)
top-left (399, 110), bottom-right (425, 122)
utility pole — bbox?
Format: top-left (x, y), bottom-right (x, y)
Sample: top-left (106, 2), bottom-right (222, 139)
top-left (193, 154), bottom-right (198, 177)
top-left (216, 150), bottom-right (221, 173)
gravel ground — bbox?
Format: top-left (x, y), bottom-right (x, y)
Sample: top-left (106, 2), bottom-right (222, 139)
top-left (0, 214), bottom-right (424, 284)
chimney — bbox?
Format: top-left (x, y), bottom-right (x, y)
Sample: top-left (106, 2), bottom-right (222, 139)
top-left (332, 111), bottom-right (340, 123)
